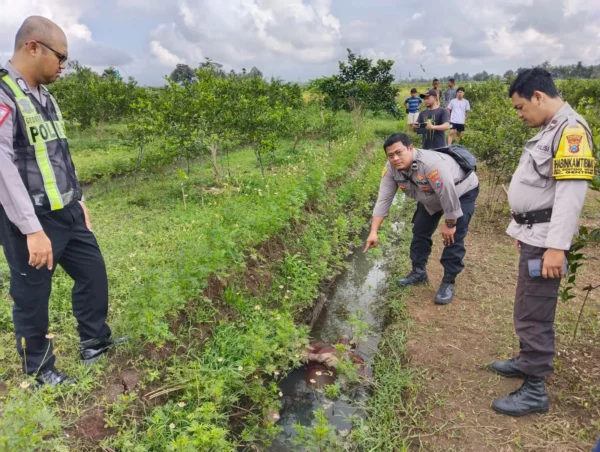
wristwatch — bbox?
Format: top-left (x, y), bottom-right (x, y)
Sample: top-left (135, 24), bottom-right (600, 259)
top-left (445, 220), bottom-right (456, 228)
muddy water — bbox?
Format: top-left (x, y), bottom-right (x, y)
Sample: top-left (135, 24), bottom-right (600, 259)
top-left (271, 205), bottom-right (404, 450)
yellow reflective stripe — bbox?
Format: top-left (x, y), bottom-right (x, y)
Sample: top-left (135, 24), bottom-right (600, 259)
top-left (34, 140), bottom-right (63, 210)
top-left (28, 121), bottom-right (67, 144)
top-left (1, 74), bottom-right (64, 210)
top-left (48, 94), bottom-right (64, 120)
top-left (1, 75), bottom-right (27, 100)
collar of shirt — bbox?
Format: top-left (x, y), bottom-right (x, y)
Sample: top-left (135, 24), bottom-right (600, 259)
top-left (529, 102), bottom-right (573, 143)
top-left (3, 60), bottom-right (47, 98)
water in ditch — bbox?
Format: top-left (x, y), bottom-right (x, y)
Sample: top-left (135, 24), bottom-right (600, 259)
top-left (270, 209), bottom-right (404, 450)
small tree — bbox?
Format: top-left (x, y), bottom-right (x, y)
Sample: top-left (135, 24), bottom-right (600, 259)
top-left (170, 64), bottom-right (195, 84)
top-left (312, 49), bottom-right (400, 127)
top-left (128, 91), bottom-right (162, 180)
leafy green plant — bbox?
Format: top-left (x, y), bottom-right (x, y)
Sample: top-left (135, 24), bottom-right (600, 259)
top-left (312, 49), bottom-right (401, 127)
top-left (0, 390), bottom-right (67, 451)
top-left (293, 408), bottom-right (341, 452)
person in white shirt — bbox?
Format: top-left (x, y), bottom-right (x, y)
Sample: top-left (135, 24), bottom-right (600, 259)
top-left (447, 87), bottom-right (470, 145)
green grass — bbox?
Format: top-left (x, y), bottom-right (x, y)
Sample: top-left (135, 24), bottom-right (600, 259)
top-left (0, 114), bottom-right (400, 450)
top-left (351, 200), bottom-right (424, 452)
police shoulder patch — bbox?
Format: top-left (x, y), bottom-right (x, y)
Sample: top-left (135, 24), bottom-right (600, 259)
top-left (0, 104), bottom-right (10, 128)
top-left (427, 169), bottom-right (439, 180)
top-left (16, 78), bottom-right (29, 93)
top-left (553, 124), bottom-right (595, 180)
top-left (381, 167), bottom-right (388, 178)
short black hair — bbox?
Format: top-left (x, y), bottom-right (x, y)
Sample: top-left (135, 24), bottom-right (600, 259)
top-left (383, 133), bottom-right (412, 152)
top-left (449, 78), bottom-right (455, 83)
top-left (457, 87), bottom-right (465, 93)
top-left (433, 78), bottom-right (439, 82)
top-left (508, 68), bottom-right (559, 99)
top-left (410, 88), bottom-right (417, 93)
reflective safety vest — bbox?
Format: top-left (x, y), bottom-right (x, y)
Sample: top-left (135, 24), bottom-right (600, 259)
top-left (0, 70), bottom-right (81, 214)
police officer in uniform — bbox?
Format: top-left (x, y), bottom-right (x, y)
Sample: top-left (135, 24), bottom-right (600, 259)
top-left (490, 68), bottom-right (595, 416)
top-left (364, 133), bottom-right (479, 304)
top-left (0, 17), bottom-right (126, 385)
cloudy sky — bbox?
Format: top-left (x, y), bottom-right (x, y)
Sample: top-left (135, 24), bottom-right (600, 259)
top-left (1, 0), bottom-right (600, 85)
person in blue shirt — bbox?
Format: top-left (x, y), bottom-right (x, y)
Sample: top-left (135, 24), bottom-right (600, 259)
top-left (404, 88), bottom-right (423, 133)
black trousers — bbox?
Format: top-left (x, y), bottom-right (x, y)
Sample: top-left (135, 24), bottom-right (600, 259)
top-left (410, 186), bottom-right (479, 279)
top-left (514, 242), bottom-right (562, 378)
top-left (0, 202), bottom-right (110, 374)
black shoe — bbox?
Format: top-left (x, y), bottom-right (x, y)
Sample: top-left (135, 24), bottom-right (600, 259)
top-left (492, 377), bottom-right (549, 417)
top-left (491, 357), bottom-right (526, 378)
top-left (80, 336), bottom-right (130, 365)
top-left (434, 282), bottom-right (455, 304)
top-left (397, 267), bottom-right (428, 288)
top-left (34, 367), bottom-right (77, 386)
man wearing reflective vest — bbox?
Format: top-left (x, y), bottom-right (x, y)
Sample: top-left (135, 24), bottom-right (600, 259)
top-left (490, 68), bottom-right (595, 416)
top-left (0, 16), bottom-right (125, 386)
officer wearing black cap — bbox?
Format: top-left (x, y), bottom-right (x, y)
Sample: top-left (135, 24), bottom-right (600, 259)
top-left (0, 16), bottom-right (127, 386)
top-left (414, 89), bottom-right (450, 150)
top-left (364, 133), bottom-right (479, 304)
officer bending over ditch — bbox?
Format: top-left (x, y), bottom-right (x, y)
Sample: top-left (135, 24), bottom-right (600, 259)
top-left (364, 133), bottom-right (479, 305)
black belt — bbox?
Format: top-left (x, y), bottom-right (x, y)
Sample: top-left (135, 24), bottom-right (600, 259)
top-left (511, 208), bottom-right (552, 226)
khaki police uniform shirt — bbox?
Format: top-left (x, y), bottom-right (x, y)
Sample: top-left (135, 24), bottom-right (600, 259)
top-left (0, 61), bottom-right (48, 234)
top-left (373, 148), bottom-right (479, 219)
top-left (507, 103), bottom-right (591, 250)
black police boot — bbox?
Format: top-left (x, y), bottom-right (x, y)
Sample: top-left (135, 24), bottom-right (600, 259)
top-left (434, 273), bottom-right (456, 305)
top-left (34, 367), bottom-right (77, 386)
top-left (80, 336), bottom-right (130, 365)
top-left (492, 377), bottom-right (549, 417)
top-left (491, 357), bottom-right (526, 378)
top-left (397, 266), bottom-right (428, 288)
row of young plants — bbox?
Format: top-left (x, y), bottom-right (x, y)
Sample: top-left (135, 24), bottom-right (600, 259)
top-left (105, 120), bottom-right (397, 450)
top-left (0, 116), bottom-right (399, 450)
top-left (54, 50), bottom-right (401, 185)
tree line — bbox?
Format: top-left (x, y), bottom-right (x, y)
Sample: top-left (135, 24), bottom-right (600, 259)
top-left (406, 61), bottom-right (600, 83)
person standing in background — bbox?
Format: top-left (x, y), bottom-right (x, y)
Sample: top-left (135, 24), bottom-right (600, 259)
top-left (404, 88), bottom-right (423, 133)
top-left (447, 87), bottom-right (470, 145)
top-left (414, 89), bottom-right (450, 149)
top-left (444, 78), bottom-right (457, 109)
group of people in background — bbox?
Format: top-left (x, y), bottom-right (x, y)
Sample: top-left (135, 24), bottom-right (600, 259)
top-left (403, 78), bottom-right (471, 147)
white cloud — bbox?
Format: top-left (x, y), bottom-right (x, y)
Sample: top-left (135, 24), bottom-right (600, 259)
top-left (485, 27), bottom-right (564, 60)
top-left (148, 0), bottom-right (342, 69)
top-left (150, 40), bottom-right (185, 67)
top-left (409, 39), bottom-right (427, 56)
top-left (0, 1), bottom-right (132, 68)
top-left (2, 0), bottom-right (600, 85)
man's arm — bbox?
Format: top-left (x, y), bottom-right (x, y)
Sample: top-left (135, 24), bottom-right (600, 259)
top-left (434, 108), bottom-right (451, 131)
top-left (542, 125), bottom-right (593, 278)
top-left (0, 98), bottom-right (43, 234)
top-left (0, 96), bottom-right (53, 270)
top-left (364, 167), bottom-right (398, 252)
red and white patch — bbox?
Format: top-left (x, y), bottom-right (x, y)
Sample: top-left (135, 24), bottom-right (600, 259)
top-left (0, 105), bottom-right (10, 128)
